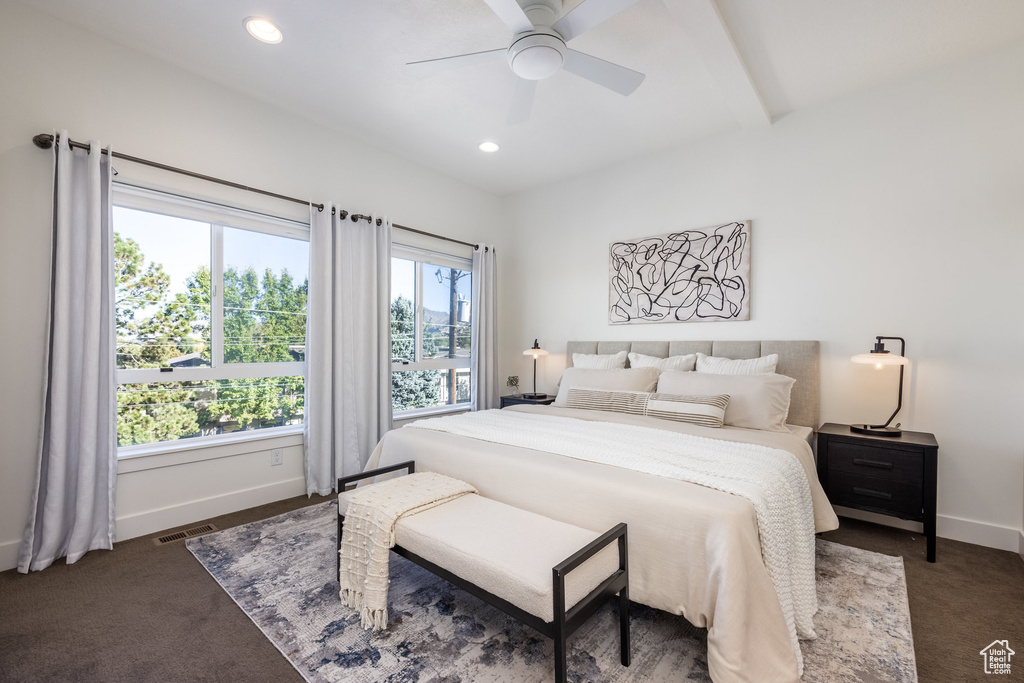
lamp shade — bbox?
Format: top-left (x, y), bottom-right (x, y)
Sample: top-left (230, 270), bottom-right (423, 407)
top-left (524, 347), bottom-right (549, 358)
top-left (851, 352), bottom-right (908, 367)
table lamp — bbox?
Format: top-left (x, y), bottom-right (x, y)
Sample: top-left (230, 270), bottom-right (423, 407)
top-left (850, 336), bottom-right (908, 437)
top-left (522, 339), bottom-right (549, 399)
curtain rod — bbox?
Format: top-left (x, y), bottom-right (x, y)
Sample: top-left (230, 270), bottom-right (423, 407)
top-left (31, 132), bottom-right (481, 251)
top-left (336, 210), bottom-right (482, 251)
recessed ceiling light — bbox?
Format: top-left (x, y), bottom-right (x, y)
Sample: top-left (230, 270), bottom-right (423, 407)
top-left (478, 141), bottom-right (500, 153)
top-left (245, 17), bottom-right (282, 44)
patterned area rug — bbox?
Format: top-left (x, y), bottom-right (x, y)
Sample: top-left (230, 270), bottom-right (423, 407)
top-left (187, 502), bottom-right (917, 682)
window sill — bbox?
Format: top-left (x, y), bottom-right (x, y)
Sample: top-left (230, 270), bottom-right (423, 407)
top-left (117, 426), bottom-right (304, 474)
top-left (393, 404), bottom-right (471, 425)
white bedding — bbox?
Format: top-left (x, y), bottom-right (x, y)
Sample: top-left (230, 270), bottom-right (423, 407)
top-left (363, 405), bottom-right (838, 683)
top-left (788, 424), bottom-right (814, 447)
top-left (720, 423), bottom-right (814, 448)
top-left (409, 409), bottom-right (818, 672)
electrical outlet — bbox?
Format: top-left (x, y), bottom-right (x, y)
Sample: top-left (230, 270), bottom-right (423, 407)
top-left (271, 448), bottom-right (283, 466)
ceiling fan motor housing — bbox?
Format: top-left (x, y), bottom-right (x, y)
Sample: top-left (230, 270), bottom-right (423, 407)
top-left (521, 0), bottom-right (561, 26)
top-left (508, 33), bottom-right (566, 80)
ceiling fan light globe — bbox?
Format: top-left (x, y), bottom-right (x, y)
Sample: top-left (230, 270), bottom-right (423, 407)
top-left (508, 34), bottom-right (566, 80)
top-left (513, 47), bottom-right (563, 79)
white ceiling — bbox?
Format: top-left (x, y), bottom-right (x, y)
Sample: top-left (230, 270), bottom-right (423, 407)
top-left (19, 0), bottom-right (1024, 195)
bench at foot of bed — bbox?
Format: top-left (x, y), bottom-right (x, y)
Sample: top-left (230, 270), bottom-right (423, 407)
top-left (337, 461), bottom-right (630, 683)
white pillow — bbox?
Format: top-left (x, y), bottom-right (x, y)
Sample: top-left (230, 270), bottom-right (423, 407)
top-left (572, 350), bottom-right (628, 369)
top-left (554, 367), bottom-right (659, 407)
top-left (696, 352), bottom-right (778, 375)
top-left (627, 352), bottom-right (697, 372)
top-left (656, 371), bottom-right (795, 432)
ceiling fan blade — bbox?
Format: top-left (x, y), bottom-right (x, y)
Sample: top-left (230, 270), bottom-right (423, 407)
top-left (481, 0), bottom-right (535, 35)
top-left (407, 48), bottom-right (506, 74)
top-left (507, 78), bottom-right (537, 125)
top-left (552, 0), bottom-right (640, 42)
top-left (563, 49), bottom-right (645, 96)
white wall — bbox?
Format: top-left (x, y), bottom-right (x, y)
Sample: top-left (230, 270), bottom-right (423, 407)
top-left (0, 3), bottom-right (504, 571)
top-left (501, 41), bottom-right (1024, 551)
top-left (3, 1), bottom-right (1022, 572)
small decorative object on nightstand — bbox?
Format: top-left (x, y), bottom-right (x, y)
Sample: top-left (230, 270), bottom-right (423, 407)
top-left (506, 375), bottom-right (520, 396)
top-left (817, 422), bottom-right (938, 562)
top-left (500, 394), bottom-right (556, 408)
top-left (522, 339), bottom-right (549, 399)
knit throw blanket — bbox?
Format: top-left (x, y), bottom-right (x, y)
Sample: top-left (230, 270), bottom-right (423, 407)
top-left (339, 472), bottom-right (476, 631)
top-left (407, 410), bottom-right (817, 674)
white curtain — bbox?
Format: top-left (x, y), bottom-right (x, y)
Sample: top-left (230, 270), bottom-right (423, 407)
top-left (470, 244), bottom-right (498, 411)
top-left (305, 206), bottom-right (393, 495)
top-left (19, 133), bottom-right (117, 573)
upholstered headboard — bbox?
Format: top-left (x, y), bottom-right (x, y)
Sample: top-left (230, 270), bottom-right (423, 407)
top-left (566, 340), bottom-right (820, 429)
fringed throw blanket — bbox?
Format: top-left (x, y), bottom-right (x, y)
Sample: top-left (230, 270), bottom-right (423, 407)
top-left (408, 410), bottom-right (817, 675)
top-left (339, 471), bottom-right (476, 631)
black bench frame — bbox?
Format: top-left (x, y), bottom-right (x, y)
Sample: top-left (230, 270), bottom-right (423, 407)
top-left (336, 461), bottom-right (630, 683)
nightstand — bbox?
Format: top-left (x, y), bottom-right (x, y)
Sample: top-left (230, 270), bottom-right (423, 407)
top-left (817, 423), bottom-right (938, 562)
top-left (500, 394), bottom-right (556, 408)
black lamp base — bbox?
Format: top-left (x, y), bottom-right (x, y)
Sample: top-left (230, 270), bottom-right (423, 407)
top-left (850, 424), bottom-right (902, 437)
top-left (521, 393), bottom-right (547, 400)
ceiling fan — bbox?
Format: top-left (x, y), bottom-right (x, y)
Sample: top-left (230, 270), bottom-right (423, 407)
top-left (408, 0), bottom-right (645, 125)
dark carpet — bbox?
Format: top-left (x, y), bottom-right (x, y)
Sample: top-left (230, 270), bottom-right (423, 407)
top-left (819, 519), bottom-right (1024, 682)
top-left (1, 496), bottom-right (1020, 683)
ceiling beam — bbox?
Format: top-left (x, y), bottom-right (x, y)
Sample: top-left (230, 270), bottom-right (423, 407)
top-left (663, 0), bottom-right (771, 129)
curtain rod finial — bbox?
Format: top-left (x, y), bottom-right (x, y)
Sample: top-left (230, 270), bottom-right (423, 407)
top-left (33, 133), bottom-right (55, 150)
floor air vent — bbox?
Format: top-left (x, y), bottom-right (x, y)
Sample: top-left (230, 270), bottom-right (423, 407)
top-left (153, 523), bottom-right (218, 546)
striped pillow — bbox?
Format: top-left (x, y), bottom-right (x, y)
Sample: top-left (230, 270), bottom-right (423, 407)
top-left (566, 388), bottom-right (649, 415)
top-left (646, 393), bottom-right (730, 428)
top-left (565, 388), bottom-right (729, 428)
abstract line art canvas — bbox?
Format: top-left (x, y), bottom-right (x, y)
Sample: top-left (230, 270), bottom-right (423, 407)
top-left (609, 221), bottom-right (751, 324)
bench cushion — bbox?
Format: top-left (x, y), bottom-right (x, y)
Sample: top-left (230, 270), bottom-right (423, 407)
top-left (339, 492), bottom-right (619, 623)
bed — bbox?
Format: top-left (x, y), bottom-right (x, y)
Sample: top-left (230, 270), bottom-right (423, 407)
top-left (363, 340), bottom-right (838, 683)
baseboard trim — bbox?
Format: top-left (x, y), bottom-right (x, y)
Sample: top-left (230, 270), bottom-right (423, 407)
top-left (0, 478), bottom-right (307, 573)
top-left (937, 515), bottom-right (1021, 553)
top-left (834, 506), bottom-right (923, 533)
top-left (835, 506), bottom-right (1021, 553)
top-left (0, 538), bottom-right (20, 573)
top-left (114, 477), bottom-right (307, 542)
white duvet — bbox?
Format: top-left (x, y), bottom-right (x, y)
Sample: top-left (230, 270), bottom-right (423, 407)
top-left (363, 405), bottom-right (839, 682)
top-left (409, 409), bottom-right (817, 674)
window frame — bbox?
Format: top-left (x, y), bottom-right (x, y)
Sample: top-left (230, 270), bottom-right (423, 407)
top-left (391, 243), bottom-right (473, 418)
top-left (113, 184), bottom-right (310, 455)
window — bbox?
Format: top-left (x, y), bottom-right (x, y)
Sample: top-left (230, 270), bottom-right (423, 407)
top-left (391, 245), bottom-right (473, 415)
top-left (113, 186), bottom-right (308, 449)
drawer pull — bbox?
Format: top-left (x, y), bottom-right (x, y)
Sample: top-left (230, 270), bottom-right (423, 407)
top-left (852, 458), bottom-right (894, 470)
top-left (853, 487), bottom-right (892, 500)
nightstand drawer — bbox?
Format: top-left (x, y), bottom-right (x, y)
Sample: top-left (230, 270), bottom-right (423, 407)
top-left (827, 441), bottom-right (923, 484)
top-left (827, 471), bottom-right (923, 519)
